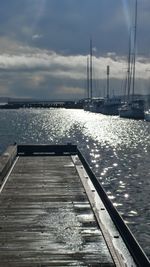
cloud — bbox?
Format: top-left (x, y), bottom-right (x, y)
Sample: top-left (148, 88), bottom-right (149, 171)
top-left (0, 0), bottom-right (150, 99)
top-left (0, 45), bottom-right (149, 79)
top-left (32, 34), bottom-right (43, 40)
top-left (0, 43), bottom-right (149, 99)
top-left (56, 86), bottom-right (84, 97)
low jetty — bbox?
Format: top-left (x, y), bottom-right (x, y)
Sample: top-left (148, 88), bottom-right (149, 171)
top-left (0, 144), bottom-right (149, 267)
top-left (0, 100), bottom-right (83, 109)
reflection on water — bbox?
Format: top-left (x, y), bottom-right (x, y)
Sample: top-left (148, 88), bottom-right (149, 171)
top-left (0, 108), bottom-right (150, 257)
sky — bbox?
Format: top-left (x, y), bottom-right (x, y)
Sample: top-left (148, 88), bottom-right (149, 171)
top-left (0, 0), bottom-right (150, 100)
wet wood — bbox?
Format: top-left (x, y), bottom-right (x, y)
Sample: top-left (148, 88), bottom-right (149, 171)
top-left (0, 156), bottom-right (115, 266)
top-left (0, 145), bottom-right (17, 185)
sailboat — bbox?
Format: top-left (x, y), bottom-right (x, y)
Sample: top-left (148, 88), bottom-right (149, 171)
top-left (89, 65), bottom-right (121, 115)
top-left (119, 0), bottom-right (145, 120)
top-left (84, 46), bottom-right (121, 115)
top-left (98, 65), bottom-right (121, 115)
top-left (84, 39), bottom-right (105, 112)
top-left (84, 40), bottom-right (121, 115)
top-left (84, 39), bottom-right (95, 112)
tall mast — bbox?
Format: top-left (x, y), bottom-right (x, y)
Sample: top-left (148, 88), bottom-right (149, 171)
top-left (107, 65), bottom-right (110, 99)
top-left (87, 57), bottom-right (90, 98)
top-left (132, 0), bottom-right (137, 99)
top-left (127, 29), bottom-right (132, 102)
top-left (90, 38), bottom-right (93, 99)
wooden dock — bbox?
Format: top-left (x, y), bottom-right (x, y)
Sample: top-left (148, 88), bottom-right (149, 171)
top-left (0, 145), bottom-right (149, 267)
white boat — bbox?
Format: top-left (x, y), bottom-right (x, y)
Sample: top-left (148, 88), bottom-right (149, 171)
top-left (144, 110), bottom-right (150, 121)
top-left (119, 0), bottom-right (145, 120)
top-left (119, 100), bottom-right (144, 120)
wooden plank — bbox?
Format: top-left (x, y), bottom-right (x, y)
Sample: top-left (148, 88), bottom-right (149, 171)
top-left (0, 145), bottom-right (17, 185)
top-left (0, 156), bottom-right (115, 267)
top-left (17, 144), bottom-right (77, 155)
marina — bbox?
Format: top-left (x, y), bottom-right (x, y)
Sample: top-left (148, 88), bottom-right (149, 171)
top-left (0, 2), bottom-right (150, 266)
top-left (0, 144), bottom-right (149, 266)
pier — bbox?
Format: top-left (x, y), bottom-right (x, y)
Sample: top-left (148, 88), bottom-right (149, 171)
top-left (0, 144), bottom-right (149, 267)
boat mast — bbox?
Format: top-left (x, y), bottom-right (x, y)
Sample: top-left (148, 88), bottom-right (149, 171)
top-left (87, 57), bottom-right (90, 98)
top-left (127, 30), bottom-right (132, 103)
top-left (106, 65), bottom-right (110, 99)
top-left (90, 38), bottom-right (93, 99)
top-left (132, 0), bottom-right (137, 100)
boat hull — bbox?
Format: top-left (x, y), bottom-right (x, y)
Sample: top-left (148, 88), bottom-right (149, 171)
top-left (87, 104), bottom-right (120, 115)
top-left (119, 108), bottom-right (144, 120)
top-left (144, 112), bottom-right (150, 121)
top-left (99, 103), bottom-right (121, 115)
top-left (84, 98), bottom-right (121, 116)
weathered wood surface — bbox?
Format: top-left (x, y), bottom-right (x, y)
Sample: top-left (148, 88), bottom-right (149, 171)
top-left (0, 145), bottom-right (17, 185)
top-left (0, 156), bottom-right (115, 267)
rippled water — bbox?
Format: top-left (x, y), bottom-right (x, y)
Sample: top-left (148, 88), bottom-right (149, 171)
top-left (0, 108), bottom-right (150, 258)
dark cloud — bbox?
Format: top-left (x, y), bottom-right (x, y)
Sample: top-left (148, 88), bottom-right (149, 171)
top-left (0, 0), bottom-right (129, 54)
top-left (0, 0), bottom-right (150, 99)
top-left (0, 0), bottom-right (149, 55)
